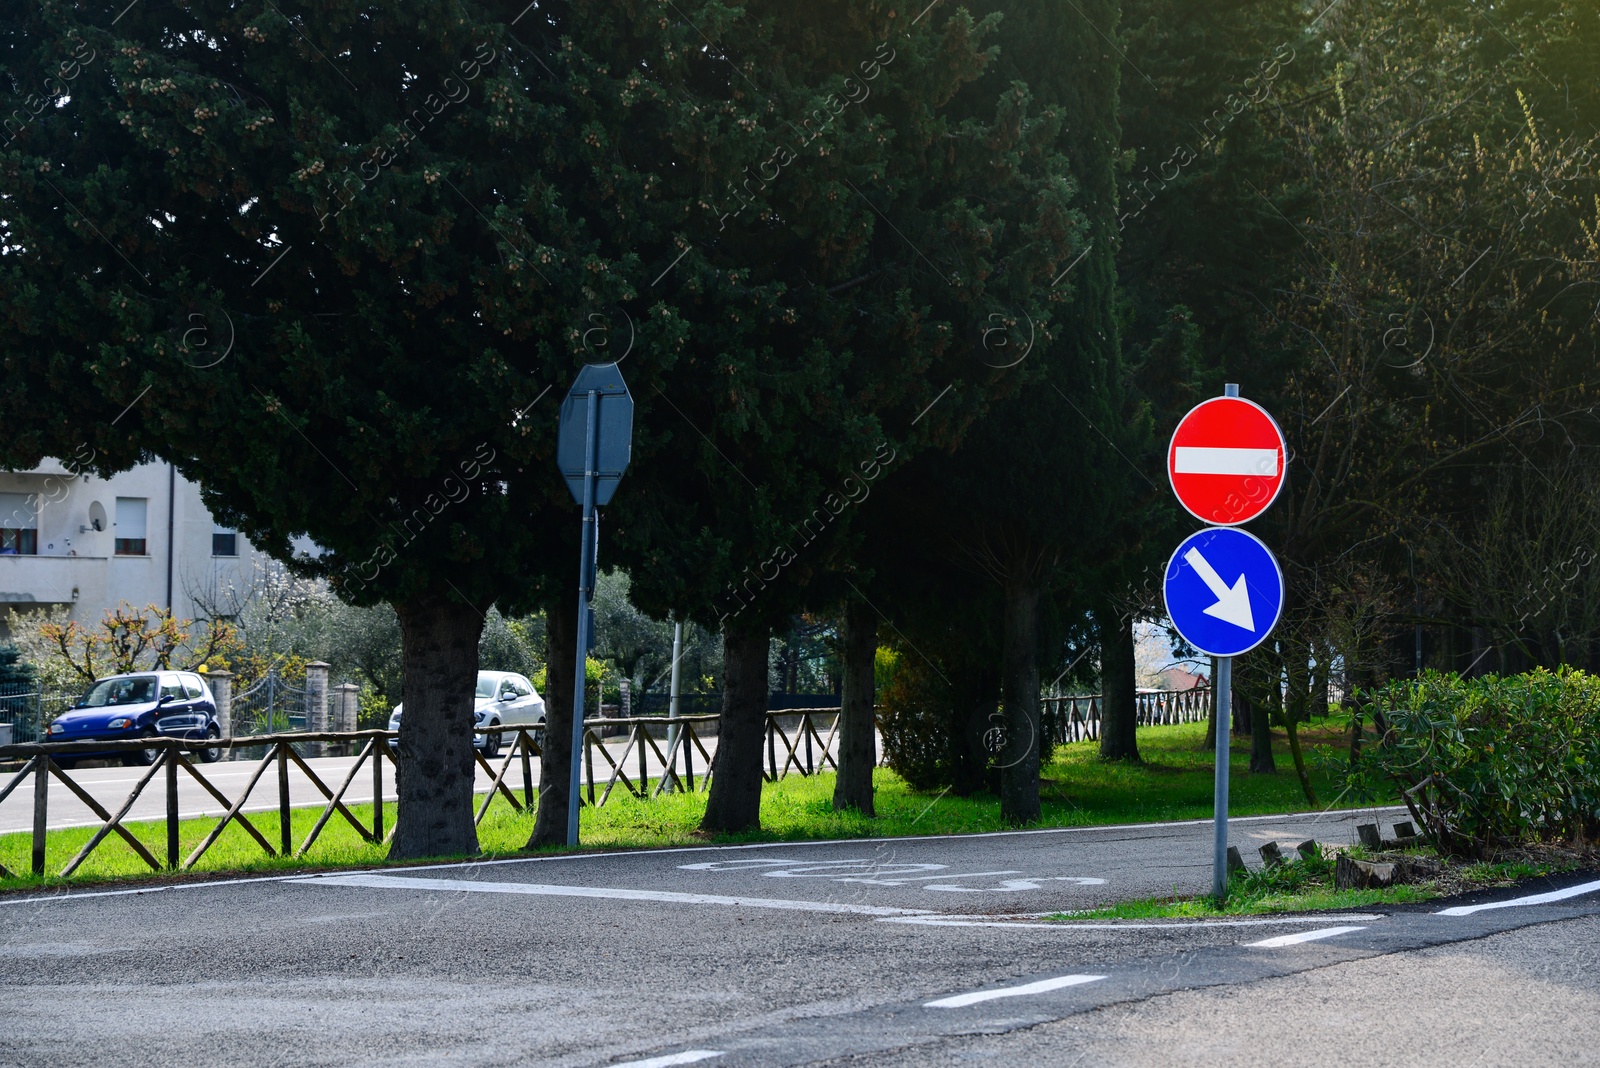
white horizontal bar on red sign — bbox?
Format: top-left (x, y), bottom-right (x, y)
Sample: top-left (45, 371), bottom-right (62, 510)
top-left (1173, 447), bottom-right (1279, 476)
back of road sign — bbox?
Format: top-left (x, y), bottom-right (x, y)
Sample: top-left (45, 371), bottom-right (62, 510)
top-left (1163, 526), bottom-right (1285, 658)
top-left (557, 362), bottom-right (634, 506)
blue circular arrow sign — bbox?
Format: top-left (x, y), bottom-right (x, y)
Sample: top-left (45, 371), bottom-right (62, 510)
top-left (1163, 527), bottom-right (1285, 657)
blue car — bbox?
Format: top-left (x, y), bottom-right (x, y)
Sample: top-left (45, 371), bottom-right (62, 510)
top-left (46, 671), bottom-right (224, 766)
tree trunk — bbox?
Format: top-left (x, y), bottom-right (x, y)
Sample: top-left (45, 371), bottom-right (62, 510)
top-left (834, 599), bottom-right (878, 815)
top-left (527, 584), bottom-right (577, 848)
top-left (1308, 640), bottom-right (1330, 719)
top-left (390, 589), bottom-right (487, 860)
top-left (700, 623), bottom-right (770, 834)
top-left (1204, 655), bottom-right (1219, 750)
top-left (1095, 603), bottom-right (1140, 762)
top-left (999, 579), bottom-right (1042, 824)
top-left (1281, 642), bottom-right (1318, 805)
top-left (1241, 654), bottom-right (1276, 774)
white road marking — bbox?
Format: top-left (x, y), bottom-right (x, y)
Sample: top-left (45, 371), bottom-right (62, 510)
top-left (835, 869), bottom-right (1022, 885)
top-left (1174, 446), bottom-right (1279, 476)
top-left (301, 873), bottom-right (937, 916)
top-left (764, 861), bottom-right (947, 879)
top-left (611, 1052), bottom-right (722, 1068)
top-left (1245, 925), bottom-right (1366, 948)
top-left (925, 877), bottom-right (1107, 893)
top-left (883, 914), bottom-right (1382, 931)
top-left (678, 859), bottom-right (1107, 891)
top-left (1436, 878), bottom-right (1600, 916)
top-left (924, 973), bottom-right (1105, 1008)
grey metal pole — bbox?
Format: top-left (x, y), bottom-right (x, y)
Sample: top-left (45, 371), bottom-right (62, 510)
top-left (1213, 656), bottom-right (1232, 901)
top-left (666, 619), bottom-right (683, 791)
top-left (566, 390), bottom-right (599, 847)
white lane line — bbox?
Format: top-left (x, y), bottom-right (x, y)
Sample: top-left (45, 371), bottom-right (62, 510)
top-left (883, 913), bottom-right (1382, 931)
top-left (611, 1052), bottom-right (723, 1068)
top-left (1245, 925), bottom-right (1366, 948)
top-left (301, 873), bottom-right (937, 917)
top-left (1436, 878), bottom-right (1600, 916)
top-left (925, 974), bottom-right (1105, 1009)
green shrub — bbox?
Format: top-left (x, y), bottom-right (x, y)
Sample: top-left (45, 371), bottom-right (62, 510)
top-left (1345, 668), bottom-right (1600, 855)
top-left (357, 686), bottom-right (393, 730)
top-left (876, 655), bottom-right (996, 794)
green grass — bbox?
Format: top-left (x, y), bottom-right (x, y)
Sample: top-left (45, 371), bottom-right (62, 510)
top-left (0, 716), bottom-right (1368, 891)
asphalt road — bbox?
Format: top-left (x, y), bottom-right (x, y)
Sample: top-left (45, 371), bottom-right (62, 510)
top-left (0, 734), bottom-right (716, 834)
top-left (7, 806), bottom-right (1596, 1066)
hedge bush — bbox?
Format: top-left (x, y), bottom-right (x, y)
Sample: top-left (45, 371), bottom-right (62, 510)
top-left (1346, 668), bottom-right (1600, 855)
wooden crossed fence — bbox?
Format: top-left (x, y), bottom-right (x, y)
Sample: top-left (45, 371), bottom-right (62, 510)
top-left (0, 709), bottom-right (846, 880)
top-left (0, 695), bottom-right (1205, 881)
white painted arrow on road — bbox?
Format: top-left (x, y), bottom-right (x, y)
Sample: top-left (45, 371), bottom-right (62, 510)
top-left (1183, 548), bottom-right (1255, 630)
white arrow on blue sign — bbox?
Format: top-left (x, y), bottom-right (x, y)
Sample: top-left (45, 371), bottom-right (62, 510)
top-left (1162, 527), bottom-right (1285, 658)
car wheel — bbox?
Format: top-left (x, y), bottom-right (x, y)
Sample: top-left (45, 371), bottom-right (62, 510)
top-left (122, 728), bottom-right (160, 767)
top-left (481, 722), bottom-right (502, 759)
top-left (198, 726), bottom-right (223, 764)
top-left (533, 719), bottom-right (545, 750)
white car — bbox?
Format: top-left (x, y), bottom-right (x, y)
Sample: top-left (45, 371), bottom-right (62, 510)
top-left (387, 670), bottom-right (545, 757)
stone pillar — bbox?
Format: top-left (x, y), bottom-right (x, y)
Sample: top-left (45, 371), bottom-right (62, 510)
top-left (334, 682), bottom-right (359, 754)
top-left (619, 677), bottom-right (632, 719)
top-left (305, 661), bottom-right (330, 758)
top-left (334, 683), bottom-right (359, 731)
top-left (208, 669), bottom-right (234, 742)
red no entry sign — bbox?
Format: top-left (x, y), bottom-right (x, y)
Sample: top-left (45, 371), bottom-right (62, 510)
top-left (1167, 396), bottom-right (1286, 525)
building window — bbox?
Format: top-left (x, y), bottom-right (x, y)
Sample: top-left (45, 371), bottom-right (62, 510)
top-left (0, 492), bottom-right (39, 556)
top-left (212, 525), bottom-right (238, 557)
top-left (114, 497), bottom-right (148, 556)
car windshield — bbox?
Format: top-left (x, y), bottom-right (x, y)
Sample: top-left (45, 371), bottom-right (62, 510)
top-left (474, 674), bottom-right (499, 699)
top-left (80, 676), bottom-right (158, 707)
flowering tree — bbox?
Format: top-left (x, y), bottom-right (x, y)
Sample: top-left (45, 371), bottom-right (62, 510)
top-left (41, 603), bottom-right (237, 684)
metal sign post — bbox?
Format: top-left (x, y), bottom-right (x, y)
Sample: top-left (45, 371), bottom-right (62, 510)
top-left (1212, 656), bottom-right (1231, 901)
top-left (556, 363), bottom-right (633, 847)
top-left (566, 390), bottom-right (599, 848)
top-left (666, 619), bottom-right (684, 792)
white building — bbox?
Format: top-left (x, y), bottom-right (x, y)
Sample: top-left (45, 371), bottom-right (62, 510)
top-left (0, 458), bottom-right (264, 634)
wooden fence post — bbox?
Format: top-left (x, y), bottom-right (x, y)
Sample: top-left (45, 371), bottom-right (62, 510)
top-left (766, 717), bottom-right (777, 781)
top-left (803, 713), bottom-right (814, 776)
top-left (31, 755), bottom-right (48, 876)
top-left (277, 742), bottom-right (291, 855)
top-left (585, 730), bottom-right (596, 805)
top-left (684, 724), bottom-right (695, 792)
top-left (521, 732), bottom-right (534, 809)
top-left (637, 723), bottom-right (648, 795)
top-left (166, 744), bottom-right (179, 869)
top-left (373, 737), bottom-right (384, 842)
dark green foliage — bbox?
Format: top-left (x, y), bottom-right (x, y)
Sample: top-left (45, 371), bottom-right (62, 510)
top-left (877, 648), bottom-right (988, 795)
top-left (1344, 669), bottom-right (1600, 856)
top-left (0, 643), bottom-right (35, 690)
top-left (608, 2), bottom-right (1084, 633)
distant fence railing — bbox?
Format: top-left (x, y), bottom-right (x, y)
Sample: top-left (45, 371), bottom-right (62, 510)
top-left (0, 686), bottom-right (75, 745)
top-left (1041, 687), bottom-right (1210, 745)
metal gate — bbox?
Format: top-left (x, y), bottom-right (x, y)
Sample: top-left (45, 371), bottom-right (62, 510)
top-left (229, 669), bottom-right (308, 756)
